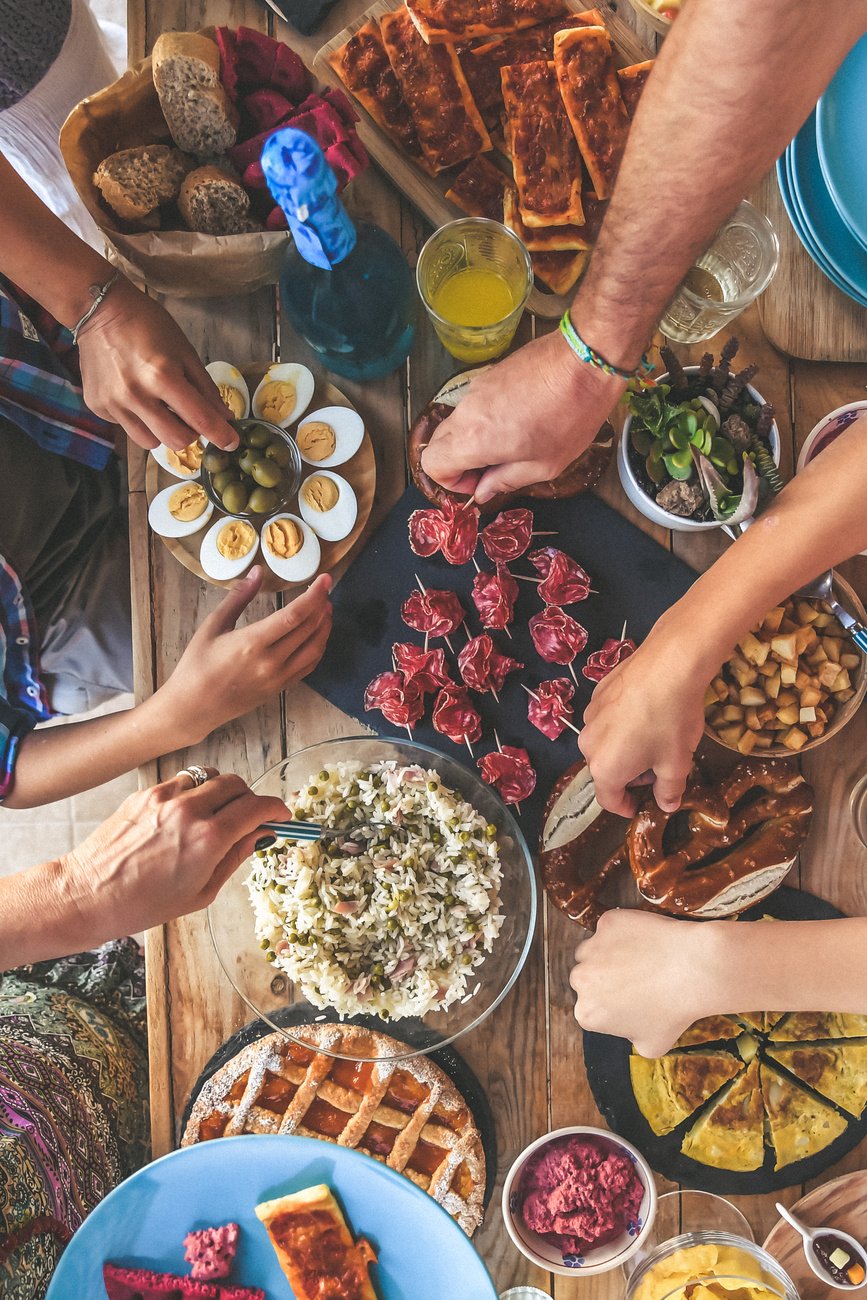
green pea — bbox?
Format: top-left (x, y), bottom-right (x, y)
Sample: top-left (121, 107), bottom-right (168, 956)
top-left (248, 486), bottom-right (278, 515)
top-left (260, 938), bottom-right (270, 950)
top-left (252, 459), bottom-right (283, 489)
top-left (318, 770), bottom-right (329, 782)
top-left (265, 951), bottom-right (277, 963)
top-left (266, 440), bottom-right (292, 467)
top-left (485, 823), bottom-right (497, 840)
top-left (308, 786), bottom-right (319, 796)
top-left (427, 780), bottom-right (438, 792)
top-left (203, 448), bottom-right (230, 473)
top-left (221, 482), bottom-right (249, 515)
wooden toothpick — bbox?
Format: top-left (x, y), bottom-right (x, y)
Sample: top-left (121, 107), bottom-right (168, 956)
top-left (620, 618), bottom-right (628, 641)
top-left (567, 661), bottom-right (579, 687)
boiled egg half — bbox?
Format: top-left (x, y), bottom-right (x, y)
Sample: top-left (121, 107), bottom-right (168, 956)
top-left (200, 517), bottom-right (259, 581)
top-left (261, 513), bottom-right (321, 583)
top-left (206, 361), bottom-right (250, 420)
top-left (148, 481), bottom-right (213, 539)
top-left (251, 362), bottom-right (314, 430)
top-left (151, 438), bottom-right (204, 479)
top-left (298, 471), bottom-right (357, 543)
top-left (296, 405), bottom-right (364, 468)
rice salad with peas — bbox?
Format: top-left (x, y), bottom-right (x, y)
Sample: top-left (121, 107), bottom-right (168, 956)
top-left (245, 760), bottom-right (505, 1019)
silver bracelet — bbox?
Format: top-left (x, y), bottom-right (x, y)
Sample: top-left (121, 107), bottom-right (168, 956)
top-left (70, 270), bottom-right (121, 345)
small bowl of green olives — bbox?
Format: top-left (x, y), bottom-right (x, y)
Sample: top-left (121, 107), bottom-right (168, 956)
top-left (201, 418), bottom-right (302, 520)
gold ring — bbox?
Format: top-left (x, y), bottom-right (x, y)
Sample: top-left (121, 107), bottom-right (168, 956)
top-left (176, 765), bottom-right (210, 789)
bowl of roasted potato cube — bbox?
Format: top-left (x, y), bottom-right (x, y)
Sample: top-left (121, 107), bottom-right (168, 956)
top-left (704, 577), bottom-right (866, 756)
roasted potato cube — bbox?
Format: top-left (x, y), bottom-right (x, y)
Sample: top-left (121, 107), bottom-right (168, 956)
top-left (737, 730), bottom-right (758, 755)
top-left (782, 726), bottom-right (809, 751)
top-left (739, 632), bottom-right (771, 666)
top-left (794, 626), bottom-right (816, 655)
top-left (757, 659), bottom-right (778, 678)
top-left (831, 668), bottom-right (852, 692)
top-left (822, 636), bottom-right (841, 663)
top-left (762, 606), bottom-right (786, 634)
top-left (776, 704), bottom-right (800, 726)
top-left (753, 733), bottom-right (774, 748)
top-left (718, 723), bottom-right (746, 747)
top-left (712, 675), bottom-right (729, 701)
top-left (780, 664), bottom-right (798, 686)
top-left (739, 686), bottom-right (767, 707)
top-left (731, 663), bottom-right (759, 688)
top-left (799, 706), bottom-right (817, 724)
top-left (807, 720), bottom-right (826, 739)
top-left (704, 685), bottom-right (719, 709)
top-left (841, 652), bottom-right (861, 670)
top-left (744, 707), bottom-right (762, 731)
top-left (837, 687), bottom-right (856, 702)
top-left (795, 600), bottom-right (820, 624)
top-left (721, 703), bottom-right (745, 721)
top-left (819, 661), bottom-right (843, 688)
top-left (800, 685), bottom-right (823, 710)
top-left (813, 610), bottom-right (833, 628)
top-left (771, 633), bottom-right (798, 661)
top-left (776, 688), bottom-right (798, 708)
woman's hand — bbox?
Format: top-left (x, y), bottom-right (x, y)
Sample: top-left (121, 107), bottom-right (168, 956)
top-left (570, 910), bottom-right (724, 1057)
top-left (420, 332), bottom-right (624, 504)
top-left (160, 567), bottom-right (333, 746)
top-left (76, 279), bottom-right (238, 452)
top-left (580, 618), bottom-right (709, 817)
top-left (55, 770), bottom-right (290, 944)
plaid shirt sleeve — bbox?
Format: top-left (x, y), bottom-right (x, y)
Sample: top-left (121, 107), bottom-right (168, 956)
top-left (0, 557), bottom-right (51, 801)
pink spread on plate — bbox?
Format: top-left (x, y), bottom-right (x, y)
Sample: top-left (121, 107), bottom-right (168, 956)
top-left (518, 1135), bottom-right (643, 1256)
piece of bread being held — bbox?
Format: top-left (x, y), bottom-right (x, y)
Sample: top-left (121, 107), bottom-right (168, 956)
top-left (178, 164), bottom-right (256, 235)
top-left (93, 143), bottom-right (193, 229)
top-left (152, 31), bottom-right (239, 157)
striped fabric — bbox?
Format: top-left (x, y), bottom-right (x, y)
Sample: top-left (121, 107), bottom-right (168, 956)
top-left (0, 277), bottom-right (115, 798)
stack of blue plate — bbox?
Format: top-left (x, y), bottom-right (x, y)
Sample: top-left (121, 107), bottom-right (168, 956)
top-left (777, 34), bottom-right (867, 308)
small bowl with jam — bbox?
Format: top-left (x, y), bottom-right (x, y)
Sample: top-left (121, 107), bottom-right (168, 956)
top-left (201, 418), bottom-right (302, 520)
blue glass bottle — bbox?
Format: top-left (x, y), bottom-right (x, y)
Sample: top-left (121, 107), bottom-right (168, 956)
top-left (261, 128), bottom-right (415, 381)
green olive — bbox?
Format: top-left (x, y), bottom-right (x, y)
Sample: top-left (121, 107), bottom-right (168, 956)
top-left (202, 448), bottom-right (230, 473)
top-left (247, 424), bottom-right (272, 448)
top-left (238, 448), bottom-right (263, 477)
top-left (212, 468), bottom-right (241, 494)
top-left (251, 459), bottom-right (283, 489)
top-left (221, 482), bottom-right (250, 514)
top-left (265, 440), bottom-right (292, 467)
top-left (248, 486), bottom-right (278, 515)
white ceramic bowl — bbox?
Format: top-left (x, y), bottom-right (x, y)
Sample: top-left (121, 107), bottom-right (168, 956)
top-left (618, 367), bottom-right (781, 532)
top-left (623, 0), bottom-right (675, 35)
top-left (798, 401), bottom-right (867, 556)
top-left (502, 1126), bottom-right (657, 1278)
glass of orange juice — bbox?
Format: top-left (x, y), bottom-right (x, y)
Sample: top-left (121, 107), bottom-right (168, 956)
top-left (416, 218), bottom-right (533, 363)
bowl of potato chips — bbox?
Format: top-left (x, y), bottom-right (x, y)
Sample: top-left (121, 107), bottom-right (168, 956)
top-left (625, 1233), bottom-right (800, 1300)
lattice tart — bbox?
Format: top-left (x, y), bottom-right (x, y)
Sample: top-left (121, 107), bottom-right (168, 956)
top-left (182, 1023), bottom-right (486, 1235)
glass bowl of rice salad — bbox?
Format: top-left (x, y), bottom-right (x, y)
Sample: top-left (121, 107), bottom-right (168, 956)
top-left (208, 736), bottom-right (537, 1061)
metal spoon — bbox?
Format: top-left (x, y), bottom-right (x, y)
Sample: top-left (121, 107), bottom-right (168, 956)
top-left (775, 1201), bottom-right (867, 1291)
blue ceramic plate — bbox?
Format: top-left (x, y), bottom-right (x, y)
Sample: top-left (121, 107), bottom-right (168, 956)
top-left (816, 34), bottom-right (867, 255)
top-left (775, 153), bottom-right (856, 302)
top-left (789, 111), bottom-right (867, 305)
top-left (777, 141), bottom-right (865, 304)
top-left (46, 1134), bottom-right (498, 1298)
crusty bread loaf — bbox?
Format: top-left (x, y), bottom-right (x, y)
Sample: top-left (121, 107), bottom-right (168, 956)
top-left (178, 164), bottom-right (253, 235)
top-left (93, 143), bottom-right (192, 225)
top-left (152, 31), bottom-right (239, 157)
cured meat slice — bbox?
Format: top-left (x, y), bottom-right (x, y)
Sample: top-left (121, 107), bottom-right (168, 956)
top-left (432, 683), bottom-right (483, 746)
top-left (529, 607), bottom-right (589, 664)
top-left (480, 507), bottom-right (534, 563)
top-left (527, 677), bottom-right (575, 740)
top-left (392, 643), bottom-right (451, 694)
top-left (408, 507), bottom-right (448, 556)
top-left (478, 745), bottom-right (537, 803)
top-left (401, 588), bottom-right (465, 638)
top-left (472, 565), bottom-right (519, 630)
top-left (458, 634), bottom-right (523, 694)
top-left (583, 636), bottom-right (637, 681)
top-left (408, 499), bottom-right (479, 565)
top-left (364, 671), bottom-right (424, 728)
top-left (529, 547), bottom-right (592, 605)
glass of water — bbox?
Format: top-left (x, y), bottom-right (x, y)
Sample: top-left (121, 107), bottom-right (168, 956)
top-left (659, 200), bottom-right (780, 344)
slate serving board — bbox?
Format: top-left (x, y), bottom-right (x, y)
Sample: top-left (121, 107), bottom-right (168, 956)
top-left (307, 486), bottom-right (697, 845)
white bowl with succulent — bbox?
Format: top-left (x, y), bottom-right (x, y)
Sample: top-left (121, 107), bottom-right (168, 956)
top-left (618, 340), bottom-right (782, 532)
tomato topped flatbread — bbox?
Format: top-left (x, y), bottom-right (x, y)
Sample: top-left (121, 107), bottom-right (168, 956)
top-left (501, 60), bottom-right (584, 227)
top-left (445, 154), bottom-right (512, 220)
top-left (465, 10), bottom-right (604, 119)
top-left (380, 6), bottom-right (491, 173)
top-left (617, 58), bottom-right (653, 117)
top-left (329, 20), bottom-right (432, 171)
top-left (405, 0), bottom-right (568, 45)
top-left (553, 25), bottom-right (630, 199)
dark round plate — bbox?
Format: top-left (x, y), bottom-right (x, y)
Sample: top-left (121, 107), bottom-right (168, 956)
top-left (582, 886), bottom-right (865, 1194)
top-left (180, 1007), bottom-right (497, 1210)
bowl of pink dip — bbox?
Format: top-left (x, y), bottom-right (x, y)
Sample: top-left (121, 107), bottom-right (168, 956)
top-left (502, 1126), bottom-right (657, 1277)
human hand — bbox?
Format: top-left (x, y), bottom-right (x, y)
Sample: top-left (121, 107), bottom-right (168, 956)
top-left (420, 331), bottom-right (623, 504)
top-left (161, 567), bottom-right (333, 746)
top-left (76, 278), bottom-right (238, 452)
top-left (570, 909), bottom-right (725, 1057)
top-left (58, 770), bottom-right (290, 942)
top-left (580, 619), bottom-right (708, 817)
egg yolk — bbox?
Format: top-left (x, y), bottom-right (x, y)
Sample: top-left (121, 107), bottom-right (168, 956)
top-left (166, 440), bottom-right (204, 474)
top-left (266, 519), bottom-right (303, 558)
top-left (297, 420), bottom-right (337, 462)
top-left (218, 383), bottom-right (246, 419)
top-left (303, 476), bottom-right (339, 513)
top-left (168, 483), bottom-right (208, 522)
top-left (217, 521), bottom-right (256, 561)
top-left (258, 379), bottom-right (296, 424)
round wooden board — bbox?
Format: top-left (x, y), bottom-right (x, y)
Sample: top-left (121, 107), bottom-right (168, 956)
top-left (763, 1171), bottom-right (867, 1297)
top-left (145, 370), bottom-right (376, 593)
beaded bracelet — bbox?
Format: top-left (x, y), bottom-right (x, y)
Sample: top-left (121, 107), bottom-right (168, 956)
top-left (559, 309), bottom-right (653, 381)
top-left (71, 271), bottom-right (121, 345)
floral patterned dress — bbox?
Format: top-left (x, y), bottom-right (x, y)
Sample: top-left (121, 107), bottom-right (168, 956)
top-left (0, 938), bottom-right (148, 1298)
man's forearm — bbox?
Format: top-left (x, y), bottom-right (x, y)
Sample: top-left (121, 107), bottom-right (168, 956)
top-left (573, 0), bottom-right (867, 368)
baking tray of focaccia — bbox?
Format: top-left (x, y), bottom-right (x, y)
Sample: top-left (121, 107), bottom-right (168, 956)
top-left (314, 0), bottom-right (653, 319)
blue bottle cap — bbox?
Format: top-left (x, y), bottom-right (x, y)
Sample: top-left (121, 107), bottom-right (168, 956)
top-left (261, 127), bottom-right (357, 270)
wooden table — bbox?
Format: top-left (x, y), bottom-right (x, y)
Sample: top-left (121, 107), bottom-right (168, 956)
top-left (131, 1), bottom-right (867, 1293)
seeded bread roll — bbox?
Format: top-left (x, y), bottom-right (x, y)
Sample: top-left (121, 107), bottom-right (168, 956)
top-left (93, 143), bottom-right (193, 226)
top-left (152, 31), bottom-right (239, 157)
top-left (178, 164), bottom-right (253, 235)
